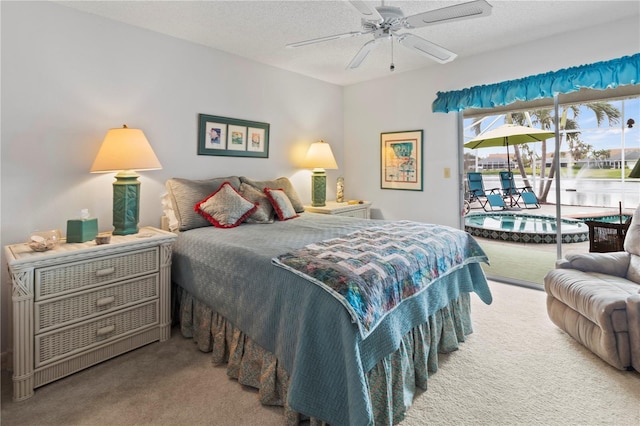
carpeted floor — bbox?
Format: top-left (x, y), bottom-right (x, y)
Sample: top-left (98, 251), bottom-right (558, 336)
top-left (2, 281), bottom-right (639, 425)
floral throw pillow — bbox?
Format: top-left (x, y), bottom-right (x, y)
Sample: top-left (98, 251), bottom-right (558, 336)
top-left (264, 188), bottom-right (299, 221)
top-left (195, 182), bottom-right (257, 228)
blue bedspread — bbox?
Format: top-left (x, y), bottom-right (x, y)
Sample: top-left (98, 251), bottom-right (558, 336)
top-left (171, 213), bottom-right (492, 425)
top-left (273, 221), bottom-right (489, 339)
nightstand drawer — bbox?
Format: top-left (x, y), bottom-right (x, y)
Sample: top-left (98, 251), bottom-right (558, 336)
top-left (35, 274), bottom-right (159, 333)
top-left (35, 300), bottom-right (158, 367)
top-left (35, 248), bottom-right (159, 300)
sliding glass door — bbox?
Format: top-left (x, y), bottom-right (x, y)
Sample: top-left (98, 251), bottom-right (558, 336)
top-left (461, 95), bottom-right (639, 287)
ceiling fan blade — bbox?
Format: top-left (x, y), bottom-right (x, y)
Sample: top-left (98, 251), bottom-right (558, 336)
top-left (397, 33), bottom-right (457, 64)
top-left (286, 30), bottom-right (370, 48)
top-left (404, 0), bottom-right (492, 28)
top-left (346, 38), bottom-right (380, 70)
top-left (348, 0), bottom-right (384, 22)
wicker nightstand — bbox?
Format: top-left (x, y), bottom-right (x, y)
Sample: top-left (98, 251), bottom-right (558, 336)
top-left (305, 201), bottom-right (372, 219)
top-left (5, 226), bottom-right (176, 401)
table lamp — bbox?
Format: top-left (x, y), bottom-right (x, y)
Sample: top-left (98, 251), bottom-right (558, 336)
top-left (304, 140), bottom-right (338, 207)
top-left (90, 125), bottom-right (162, 235)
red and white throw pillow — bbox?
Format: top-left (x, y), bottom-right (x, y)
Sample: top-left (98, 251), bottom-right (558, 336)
top-left (195, 181), bottom-right (257, 228)
top-left (263, 188), bottom-right (299, 221)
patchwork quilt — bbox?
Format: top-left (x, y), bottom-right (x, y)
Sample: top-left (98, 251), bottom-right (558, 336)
top-left (273, 220), bottom-right (489, 338)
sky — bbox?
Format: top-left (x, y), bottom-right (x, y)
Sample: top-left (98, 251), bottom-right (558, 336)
top-left (463, 97), bottom-right (640, 158)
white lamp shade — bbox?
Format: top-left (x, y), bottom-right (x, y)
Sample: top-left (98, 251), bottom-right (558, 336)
top-left (90, 125), bottom-right (162, 173)
top-left (304, 140), bottom-right (338, 169)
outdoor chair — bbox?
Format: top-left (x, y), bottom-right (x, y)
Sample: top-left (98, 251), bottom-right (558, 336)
top-left (499, 171), bottom-right (540, 209)
top-left (467, 172), bottom-right (501, 211)
top-left (485, 193), bottom-right (507, 211)
top-left (585, 217), bottom-right (632, 253)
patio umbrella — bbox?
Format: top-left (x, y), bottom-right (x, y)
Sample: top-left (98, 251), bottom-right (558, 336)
top-left (464, 124), bottom-right (555, 173)
top-left (464, 124), bottom-right (555, 207)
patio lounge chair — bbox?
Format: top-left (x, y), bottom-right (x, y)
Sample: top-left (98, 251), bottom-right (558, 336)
top-left (485, 193), bottom-right (507, 211)
top-left (499, 171), bottom-right (540, 209)
top-left (467, 172), bottom-right (502, 211)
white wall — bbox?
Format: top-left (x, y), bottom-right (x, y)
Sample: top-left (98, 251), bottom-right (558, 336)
top-left (0, 1), bottom-right (344, 355)
top-left (344, 15), bottom-right (640, 226)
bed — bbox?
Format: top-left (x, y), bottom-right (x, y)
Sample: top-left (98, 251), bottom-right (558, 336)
top-left (164, 175), bottom-right (492, 425)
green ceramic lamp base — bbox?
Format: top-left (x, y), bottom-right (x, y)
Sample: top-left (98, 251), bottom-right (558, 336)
top-left (311, 169), bottom-right (327, 207)
top-left (112, 170), bottom-right (140, 235)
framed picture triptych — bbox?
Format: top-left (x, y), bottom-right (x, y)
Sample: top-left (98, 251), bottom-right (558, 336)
top-left (198, 114), bottom-right (269, 158)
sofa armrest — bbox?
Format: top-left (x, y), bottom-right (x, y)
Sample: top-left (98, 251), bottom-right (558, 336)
top-left (627, 293), bottom-right (640, 372)
top-left (555, 259), bottom-right (572, 269)
top-left (558, 252), bottom-right (630, 277)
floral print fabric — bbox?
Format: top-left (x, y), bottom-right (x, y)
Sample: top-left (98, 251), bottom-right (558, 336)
top-left (177, 287), bottom-right (472, 425)
top-left (274, 221), bottom-right (486, 338)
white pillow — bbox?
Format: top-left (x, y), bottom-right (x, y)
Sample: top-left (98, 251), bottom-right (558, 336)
top-left (161, 193), bottom-right (179, 232)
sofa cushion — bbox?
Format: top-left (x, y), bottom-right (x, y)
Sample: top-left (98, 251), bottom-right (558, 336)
top-left (561, 252), bottom-right (629, 278)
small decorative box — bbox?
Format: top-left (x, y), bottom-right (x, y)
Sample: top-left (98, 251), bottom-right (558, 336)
top-left (66, 218), bottom-right (98, 243)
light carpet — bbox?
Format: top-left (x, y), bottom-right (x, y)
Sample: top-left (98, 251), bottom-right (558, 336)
top-left (2, 281), bottom-right (639, 425)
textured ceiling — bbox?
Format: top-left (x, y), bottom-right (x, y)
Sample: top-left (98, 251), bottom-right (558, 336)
top-left (56, 1), bottom-right (640, 86)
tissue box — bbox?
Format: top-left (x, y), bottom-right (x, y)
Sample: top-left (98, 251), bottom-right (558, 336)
top-left (66, 218), bottom-right (98, 243)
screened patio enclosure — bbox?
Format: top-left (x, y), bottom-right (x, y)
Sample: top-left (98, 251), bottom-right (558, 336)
top-left (433, 54), bottom-right (640, 287)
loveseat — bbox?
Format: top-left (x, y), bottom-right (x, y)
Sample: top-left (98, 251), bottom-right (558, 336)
top-left (544, 205), bottom-right (640, 371)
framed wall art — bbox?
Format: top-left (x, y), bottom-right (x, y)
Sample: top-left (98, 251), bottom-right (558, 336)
top-left (198, 114), bottom-right (269, 158)
top-left (380, 130), bottom-right (423, 191)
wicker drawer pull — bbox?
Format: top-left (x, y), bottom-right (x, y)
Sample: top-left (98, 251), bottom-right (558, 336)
top-left (95, 267), bottom-right (115, 277)
top-left (95, 296), bottom-right (116, 307)
top-left (96, 325), bottom-right (115, 336)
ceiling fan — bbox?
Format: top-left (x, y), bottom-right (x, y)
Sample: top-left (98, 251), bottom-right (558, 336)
top-left (286, 0), bottom-right (492, 71)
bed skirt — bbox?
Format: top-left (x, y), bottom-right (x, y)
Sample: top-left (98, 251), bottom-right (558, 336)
top-left (175, 285), bottom-right (473, 425)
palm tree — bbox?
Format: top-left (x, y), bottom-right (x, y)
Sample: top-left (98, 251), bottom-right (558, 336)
top-left (507, 102), bottom-right (620, 203)
top-left (592, 148), bottom-right (611, 168)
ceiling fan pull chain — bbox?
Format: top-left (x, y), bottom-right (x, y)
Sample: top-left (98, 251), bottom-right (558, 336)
top-left (390, 34), bottom-right (395, 72)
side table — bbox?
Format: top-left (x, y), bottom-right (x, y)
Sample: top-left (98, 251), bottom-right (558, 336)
top-left (305, 201), bottom-right (372, 219)
top-left (5, 226), bottom-right (176, 401)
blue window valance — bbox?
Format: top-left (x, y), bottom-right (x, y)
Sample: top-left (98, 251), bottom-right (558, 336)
top-left (432, 53), bottom-right (640, 113)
